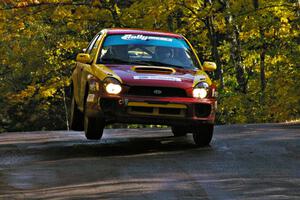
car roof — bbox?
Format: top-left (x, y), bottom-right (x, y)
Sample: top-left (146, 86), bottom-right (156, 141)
top-left (105, 28), bottom-right (183, 39)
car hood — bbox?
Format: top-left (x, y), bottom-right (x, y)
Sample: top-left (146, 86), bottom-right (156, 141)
top-left (96, 64), bottom-right (211, 88)
top-left (97, 64), bottom-right (212, 88)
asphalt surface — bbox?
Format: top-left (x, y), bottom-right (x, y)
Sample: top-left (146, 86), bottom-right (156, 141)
top-left (0, 123), bottom-right (299, 200)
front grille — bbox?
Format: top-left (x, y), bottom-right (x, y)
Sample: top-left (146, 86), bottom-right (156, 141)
top-left (128, 106), bottom-right (186, 117)
top-left (127, 86), bottom-right (187, 97)
top-left (159, 108), bottom-right (181, 115)
top-left (131, 107), bottom-right (153, 113)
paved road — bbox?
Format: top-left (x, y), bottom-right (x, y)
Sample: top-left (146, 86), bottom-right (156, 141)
top-left (0, 123), bottom-right (299, 199)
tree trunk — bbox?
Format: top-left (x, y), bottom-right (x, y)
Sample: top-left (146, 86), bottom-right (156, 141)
top-left (260, 30), bottom-right (266, 92)
top-left (253, 0), bottom-right (267, 92)
top-left (224, 0), bottom-right (247, 93)
top-left (62, 88), bottom-right (69, 131)
top-left (204, 0), bottom-right (224, 89)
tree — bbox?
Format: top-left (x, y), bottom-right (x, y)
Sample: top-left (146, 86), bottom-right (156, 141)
top-left (0, 0), bottom-right (299, 132)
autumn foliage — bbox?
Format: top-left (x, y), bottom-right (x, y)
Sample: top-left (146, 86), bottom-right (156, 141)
top-left (0, 0), bottom-right (299, 132)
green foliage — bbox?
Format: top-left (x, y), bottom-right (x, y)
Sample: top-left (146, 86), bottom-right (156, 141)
top-left (0, 0), bottom-right (299, 132)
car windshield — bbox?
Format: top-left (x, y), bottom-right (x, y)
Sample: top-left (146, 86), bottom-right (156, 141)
top-left (97, 34), bottom-right (200, 69)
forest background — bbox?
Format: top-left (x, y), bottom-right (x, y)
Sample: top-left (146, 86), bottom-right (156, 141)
top-left (0, 0), bottom-right (299, 132)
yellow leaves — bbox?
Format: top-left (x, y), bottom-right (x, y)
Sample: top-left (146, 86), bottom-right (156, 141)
top-left (0, 0), bottom-right (298, 131)
top-left (278, 24), bottom-right (292, 38)
top-left (91, 0), bottom-right (101, 7)
top-left (218, 93), bottom-right (248, 124)
top-left (114, 3), bottom-right (121, 15)
top-left (239, 29), bottom-right (259, 41)
top-left (66, 21), bottom-right (82, 32)
top-left (15, 0), bottom-right (41, 8)
top-left (7, 85), bottom-right (36, 103)
top-left (16, 1), bottom-right (29, 8)
top-left (280, 17), bottom-right (288, 23)
top-left (6, 76), bottom-right (65, 104)
top-left (17, 22), bottom-right (25, 30)
top-left (214, 17), bottom-right (226, 33)
top-left (40, 87), bottom-right (56, 98)
top-left (269, 54), bottom-right (287, 65)
top-left (7, 85), bottom-right (55, 103)
top-left (52, 7), bottom-right (71, 20)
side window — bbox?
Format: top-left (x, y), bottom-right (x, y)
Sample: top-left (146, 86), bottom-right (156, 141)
top-left (86, 34), bottom-right (100, 54)
top-left (89, 35), bottom-right (103, 59)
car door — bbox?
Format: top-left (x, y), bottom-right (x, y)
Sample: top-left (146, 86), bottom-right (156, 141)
top-left (78, 34), bottom-right (103, 109)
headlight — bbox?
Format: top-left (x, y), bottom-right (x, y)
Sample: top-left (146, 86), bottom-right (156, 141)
top-left (105, 83), bottom-right (122, 94)
top-left (193, 88), bottom-right (207, 98)
top-left (104, 78), bottom-right (122, 94)
top-left (193, 82), bottom-right (209, 99)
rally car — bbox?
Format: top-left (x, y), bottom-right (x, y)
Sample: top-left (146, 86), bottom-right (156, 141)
top-left (70, 28), bottom-right (217, 146)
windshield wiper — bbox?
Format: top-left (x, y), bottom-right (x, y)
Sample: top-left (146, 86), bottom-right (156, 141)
top-left (101, 58), bottom-right (192, 69)
top-left (101, 58), bottom-right (154, 66)
top-left (101, 58), bottom-right (132, 65)
top-left (128, 60), bottom-right (153, 66)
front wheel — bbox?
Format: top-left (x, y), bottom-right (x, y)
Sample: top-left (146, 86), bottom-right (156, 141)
top-left (84, 115), bottom-right (105, 140)
top-left (171, 126), bottom-right (187, 137)
top-left (192, 124), bottom-right (214, 147)
top-left (70, 95), bottom-right (84, 131)
top-left (84, 100), bottom-right (105, 140)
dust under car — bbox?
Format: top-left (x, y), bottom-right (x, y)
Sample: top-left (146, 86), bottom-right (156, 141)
top-left (70, 29), bottom-right (217, 146)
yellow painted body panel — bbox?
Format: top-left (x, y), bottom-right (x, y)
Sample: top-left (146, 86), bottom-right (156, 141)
top-left (193, 70), bottom-right (212, 87)
top-left (182, 36), bottom-right (213, 87)
top-left (92, 64), bottom-right (122, 83)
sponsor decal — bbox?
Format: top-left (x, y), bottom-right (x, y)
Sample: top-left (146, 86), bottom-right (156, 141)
top-left (153, 90), bottom-right (162, 95)
top-left (198, 75), bottom-right (206, 80)
top-left (87, 94), bottom-right (96, 103)
top-left (133, 75), bottom-right (182, 82)
top-left (121, 34), bottom-right (173, 42)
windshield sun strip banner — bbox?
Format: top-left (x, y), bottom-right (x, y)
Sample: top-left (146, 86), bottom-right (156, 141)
top-left (103, 34), bottom-right (189, 48)
top-left (133, 75), bottom-right (182, 82)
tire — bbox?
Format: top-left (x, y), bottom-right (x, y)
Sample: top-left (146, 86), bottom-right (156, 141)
top-left (70, 94), bottom-right (84, 131)
top-left (192, 124), bottom-right (214, 146)
top-left (84, 102), bottom-right (105, 140)
top-left (171, 126), bottom-right (187, 137)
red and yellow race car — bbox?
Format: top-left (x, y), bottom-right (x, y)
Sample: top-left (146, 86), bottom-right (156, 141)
top-left (70, 28), bottom-right (217, 146)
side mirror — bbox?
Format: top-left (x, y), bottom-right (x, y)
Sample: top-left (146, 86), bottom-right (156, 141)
top-left (76, 53), bottom-right (91, 63)
top-left (202, 61), bottom-right (217, 71)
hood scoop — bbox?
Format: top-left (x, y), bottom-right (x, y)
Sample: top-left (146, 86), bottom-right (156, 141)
top-left (132, 66), bottom-right (175, 74)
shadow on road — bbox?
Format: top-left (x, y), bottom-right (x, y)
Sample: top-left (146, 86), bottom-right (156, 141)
top-left (33, 135), bottom-right (206, 160)
top-left (0, 131), bottom-right (212, 168)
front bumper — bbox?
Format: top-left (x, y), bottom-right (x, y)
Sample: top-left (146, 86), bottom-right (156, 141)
top-left (87, 94), bottom-right (217, 126)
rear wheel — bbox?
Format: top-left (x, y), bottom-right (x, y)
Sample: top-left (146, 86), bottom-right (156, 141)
top-left (70, 94), bottom-right (84, 131)
top-left (171, 126), bottom-right (187, 137)
top-left (84, 102), bottom-right (105, 140)
top-left (192, 124), bottom-right (214, 146)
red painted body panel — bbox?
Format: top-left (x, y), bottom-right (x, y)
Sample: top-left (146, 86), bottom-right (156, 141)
top-left (106, 64), bottom-right (195, 90)
top-left (93, 64), bottom-right (216, 125)
top-left (107, 28), bottom-right (183, 39)
top-left (98, 95), bottom-right (216, 125)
